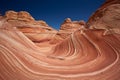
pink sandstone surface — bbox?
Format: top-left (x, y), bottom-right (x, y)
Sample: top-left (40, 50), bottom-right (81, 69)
top-left (0, 0), bottom-right (120, 80)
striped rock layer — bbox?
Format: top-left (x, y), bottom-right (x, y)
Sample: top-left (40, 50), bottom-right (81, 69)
top-left (0, 0), bottom-right (120, 80)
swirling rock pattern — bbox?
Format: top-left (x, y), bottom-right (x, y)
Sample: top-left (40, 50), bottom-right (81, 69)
top-left (0, 0), bottom-right (120, 80)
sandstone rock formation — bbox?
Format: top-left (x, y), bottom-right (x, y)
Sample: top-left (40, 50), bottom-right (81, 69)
top-left (0, 0), bottom-right (120, 80)
top-left (50, 18), bottom-right (86, 44)
top-left (4, 11), bottom-right (57, 47)
top-left (59, 18), bottom-right (85, 38)
top-left (87, 0), bottom-right (120, 34)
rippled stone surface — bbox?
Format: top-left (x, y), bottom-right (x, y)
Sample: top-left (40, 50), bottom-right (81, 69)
top-left (0, 0), bottom-right (120, 80)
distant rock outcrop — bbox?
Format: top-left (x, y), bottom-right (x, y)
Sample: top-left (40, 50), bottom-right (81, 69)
top-left (50, 18), bottom-right (86, 44)
top-left (5, 11), bottom-right (48, 26)
top-left (60, 18), bottom-right (85, 30)
top-left (58, 18), bottom-right (85, 38)
top-left (5, 11), bottom-right (34, 22)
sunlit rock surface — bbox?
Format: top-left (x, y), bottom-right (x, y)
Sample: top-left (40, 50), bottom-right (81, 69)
top-left (58, 18), bottom-right (85, 39)
top-left (0, 0), bottom-right (120, 80)
top-left (50, 18), bottom-right (85, 44)
top-left (4, 11), bottom-right (57, 47)
top-left (87, 0), bottom-right (120, 34)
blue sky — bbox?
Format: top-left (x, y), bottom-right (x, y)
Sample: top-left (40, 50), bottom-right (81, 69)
top-left (0, 0), bottom-right (105, 29)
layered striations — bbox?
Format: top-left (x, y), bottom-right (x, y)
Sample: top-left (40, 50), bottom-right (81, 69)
top-left (87, 0), bottom-right (120, 34)
top-left (4, 11), bottom-right (57, 47)
top-left (0, 0), bottom-right (120, 80)
top-left (50, 18), bottom-right (85, 44)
